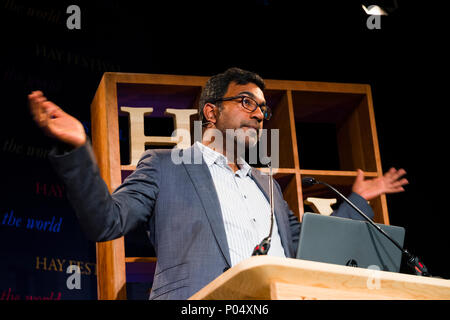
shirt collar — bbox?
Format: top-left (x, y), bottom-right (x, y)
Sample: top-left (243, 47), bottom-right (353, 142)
top-left (194, 141), bottom-right (252, 177)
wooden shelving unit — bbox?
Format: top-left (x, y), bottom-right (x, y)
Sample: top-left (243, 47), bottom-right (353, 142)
top-left (90, 72), bottom-right (388, 299)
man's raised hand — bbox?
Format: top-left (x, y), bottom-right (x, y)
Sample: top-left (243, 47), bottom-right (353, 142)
top-left (352, 168), bottom-right (409, 201)
top-left (28, 91), bottom-right (86, 148)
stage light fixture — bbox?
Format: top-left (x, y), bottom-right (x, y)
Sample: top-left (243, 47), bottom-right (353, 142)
top-left (362, 5), bottom-right (388, 16)
top-left (361, 0), bottom-right (399, 15)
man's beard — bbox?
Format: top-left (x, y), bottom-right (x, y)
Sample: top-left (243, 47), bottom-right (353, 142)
top-left (202, 122), bottom-right (262, 163)
top-left (234, 127), bottom-right (260, 149)
top-left (225, 127), bottom-right (261, 165)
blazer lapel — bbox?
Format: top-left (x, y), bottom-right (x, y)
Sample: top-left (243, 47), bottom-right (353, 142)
top-left (250, 168), bottom-right (293, 258)
top-left (181, 146), bottom-right (232, 267)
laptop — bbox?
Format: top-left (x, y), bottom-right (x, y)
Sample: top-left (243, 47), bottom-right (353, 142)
top-left (296, 213), bottom-right (406, 272)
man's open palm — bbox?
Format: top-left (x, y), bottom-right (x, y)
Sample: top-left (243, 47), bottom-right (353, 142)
top-left (28, 91), bottom-right (86, 148)
top-left (352, 168), bottom-right (408, 201)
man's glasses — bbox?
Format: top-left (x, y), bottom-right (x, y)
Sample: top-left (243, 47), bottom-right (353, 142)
top-left (213, 95), bottom-right (272, 120)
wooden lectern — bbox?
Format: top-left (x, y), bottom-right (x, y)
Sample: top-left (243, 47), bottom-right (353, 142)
top-left (189, 256), bottom-right (450, 300)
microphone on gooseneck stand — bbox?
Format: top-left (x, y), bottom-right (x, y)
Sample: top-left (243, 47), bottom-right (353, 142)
top-left (301, 176), bottom-right (431, 277)
top-left (252, 164), bottom-right (275, 256)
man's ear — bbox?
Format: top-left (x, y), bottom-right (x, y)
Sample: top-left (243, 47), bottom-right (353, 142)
top-left (203, 103), bottom-right (217, 124)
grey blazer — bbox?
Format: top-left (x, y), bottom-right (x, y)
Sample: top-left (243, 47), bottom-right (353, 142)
top-left (49, 142), bottom-right (374, 300)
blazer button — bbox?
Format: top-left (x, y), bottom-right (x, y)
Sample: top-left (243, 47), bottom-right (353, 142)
top-left (223, 267), bottom-right (230, 272)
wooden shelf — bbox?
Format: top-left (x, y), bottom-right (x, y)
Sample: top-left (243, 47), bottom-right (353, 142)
top-left (256, 168), bottom-right (296, 175)
top-left (299, 170), bottom-right (378, 185)
top-left (299, 169), bottom-right (378, 176)
top-left (91, 72), bottom-right (391, 299)
top-left (122, 167), bottom-right (298, 174)
top-left (125, 257), bottom-right (157, 263)
top-left (121, 165), bottom-right (136, 171)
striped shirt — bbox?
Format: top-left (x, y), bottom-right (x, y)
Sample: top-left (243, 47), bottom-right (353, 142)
top-left (194, 142), bottom-right (286, 266)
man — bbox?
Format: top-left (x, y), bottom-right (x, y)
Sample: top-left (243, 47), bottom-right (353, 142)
top-left (28, 67), bottom-right (408, 299)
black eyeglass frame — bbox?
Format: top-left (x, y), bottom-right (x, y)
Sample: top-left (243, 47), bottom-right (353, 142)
top-left (213, 95), bottom-right (272, 120)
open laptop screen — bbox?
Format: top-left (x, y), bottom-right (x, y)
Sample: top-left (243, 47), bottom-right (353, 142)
top-left (296, 213), bottom-right (405, 272)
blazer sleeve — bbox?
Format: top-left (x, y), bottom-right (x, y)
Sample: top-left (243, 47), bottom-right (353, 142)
top-left (330, 192), bottom-right (375, 220)
top-left (48, 140), bottom-right (160, 242)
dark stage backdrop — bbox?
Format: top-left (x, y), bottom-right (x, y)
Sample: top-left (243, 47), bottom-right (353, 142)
top-left (0, 1), bottom-right (448, 300)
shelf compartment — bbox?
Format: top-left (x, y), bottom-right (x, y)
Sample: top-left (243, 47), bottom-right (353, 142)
top-left (116, 82), bottom-right (202, 166)
top-left (262, 90), bottom-right (297, 169)
top-left (292, 90), bottom-right (379, 172)
top-left (299, 169), bottom-right (387, 223)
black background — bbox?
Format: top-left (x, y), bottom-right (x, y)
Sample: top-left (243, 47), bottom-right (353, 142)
top-left (1, 0), bottom-right (449, 300)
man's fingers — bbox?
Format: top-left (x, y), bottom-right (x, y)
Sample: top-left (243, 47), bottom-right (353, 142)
top-left (384, 167), bottom-right (397, 179)
top-left (29, 93), bottom-right (47, 118)
top-left (42, 100), bottom-right (61, 117)
top-left (391, 178), bottom-right (408, 188)
top-left (389, 187), bottom-right (405, 193)
top-left (28, 91), bottom-right (46, 109)
top-left (355, 169), bottom-right (365, 182)
top-left (30, 90), bottom-right (44, 96)
top-left (384, 167), bottom-right (407, 182)
top-left (28, 92), bottom-right (63, 129)
top-left (28, 90), bottom-right (44, 100)
top-left (392, 168), bottom-right (407, 181)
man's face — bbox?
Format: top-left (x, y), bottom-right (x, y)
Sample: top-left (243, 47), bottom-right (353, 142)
top-left (214, 81), bottom-right (265, 148)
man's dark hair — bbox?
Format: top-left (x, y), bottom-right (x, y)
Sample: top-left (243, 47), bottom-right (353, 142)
top-left (198, 67), bottom-right (266, 124)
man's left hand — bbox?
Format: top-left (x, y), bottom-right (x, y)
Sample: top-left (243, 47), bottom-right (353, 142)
top-left (352, 168), bottom-right (409, 201)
